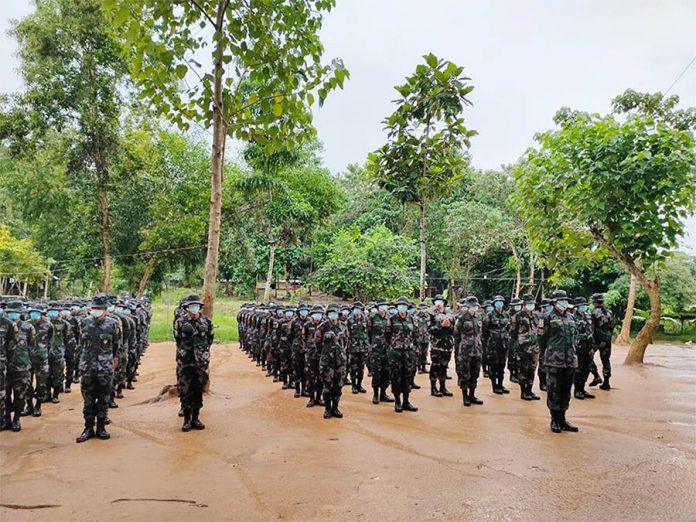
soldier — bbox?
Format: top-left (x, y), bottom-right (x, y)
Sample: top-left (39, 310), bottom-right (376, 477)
top-left (304, 305), bottom-right (325, 408)
top-left (291, 303), bottom-right (310, 398)
top-left (315, 304), bottom-right (346, 419)
top-left (406, 301), bottom-right (421, 390)
top-left (76, 295), bottom-right (120, 442)
top-left (538, 290), bottom-right (579, 434)
top-left (174, 294), bottom-right (213, 432)
top-left (428, 309), bottom-right (455, 398)
top-left (414, 303), bottom-right (430, 374)
top-left (454, 296), bottom-right (484, 407)
top-left (389, 297), bottom-right (418, 413)
top-left (347, 302), bottom-right (369, 394)
top-left (0, 301), bottom-right (17, 431)
top-left (278, 306), bottom-right (295, 390)
top-left (47, 302), bottom-right (71, 404)
top-left (62, 305), bottom-right (80, 392)
top-left (368, 299), bottom-right (394, 405)
top-left (67, 302), bottom-right (84, 384)
top-left (591, 293), bottom-right (614, 391)
top-left (537, 297), bottom-right (551, 391)
top-left (573, 297), bottom-right (595, 400)
top-left (515, 294), bottom-right (541, 401)
top-left (481, 299), bottom-right (493, 378)
top-left (507, 297), bottom-right (523, 383)
top-left (4, 301), bottom-right (34, 432)
top-left (482, 295), bottom-right (510, 395)
top-left (26, 304), bottom-right (52, 417)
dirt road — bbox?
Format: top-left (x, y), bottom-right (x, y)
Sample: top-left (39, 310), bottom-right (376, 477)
top-left (1, 341), bottom-right (695, 521)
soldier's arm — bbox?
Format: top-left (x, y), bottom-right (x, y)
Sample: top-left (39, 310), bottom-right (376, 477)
top-left (537, 317), bottom-right (548, 352)
top-left (207, 318), bottom-right (214, 346)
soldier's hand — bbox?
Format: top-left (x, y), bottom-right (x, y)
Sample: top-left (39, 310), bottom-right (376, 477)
top-left (113, 357), bottom-right (118, 368)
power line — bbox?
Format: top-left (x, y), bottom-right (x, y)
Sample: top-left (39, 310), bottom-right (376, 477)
top-left (665, 53), bottom-right (696, 95)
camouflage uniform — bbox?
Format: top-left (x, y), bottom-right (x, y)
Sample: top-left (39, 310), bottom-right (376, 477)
top-left (29, 316), bottom-right (52, 406)
top-left (347, 307), bottom-right (369, 394)
top-left (0, 313), bottom-right (17, 430)
top-left (507, 299), bottom-right (523, 382)
top-left (316, 313), bottom-right (346, 418)
top-left (290, 312), bottom-right (310, 398)
top-left (414, 308), bottom-right (430, 374)
top-left (304, 309), bottom-right (324, 407)
top-left (368, 310), bottom-right (392, 403)
top-left (513, 307), bottom-right (540, 400)
top-left (428, 313), bottom-right (455, 397)
top-left (591, 298), bottom-right (614, 389)
top-left (7, 314), bottom-right (34, 432)
top-left (388, 309), bottom-right (415, 406)
top-left (278, 313), bottom-right (294, 388)
top-left (66, 310), bottom-right (82, 387)
top-left (174, 310), bottom-right (213, 415)
top-left (48, 314), bottom-right (71, 400)
top-left (482, 303), bottom-right (510, 394)
top-left (454, 305), bottom-right (483, 405)
top-left (573, 299), bottom-right (594, 398)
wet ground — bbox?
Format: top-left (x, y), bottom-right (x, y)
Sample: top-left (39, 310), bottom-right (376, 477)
top-left (1, 341), bottom-right (695, 521)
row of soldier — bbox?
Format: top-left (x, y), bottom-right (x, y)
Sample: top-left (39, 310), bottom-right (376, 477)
top-left (237, 291), bottom-right (614, 431)
top-left (0, 293), bottom-right (152, 441)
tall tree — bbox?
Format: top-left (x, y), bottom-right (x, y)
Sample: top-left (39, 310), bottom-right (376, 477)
top-left (368, 54), bottom-right (476, 299)
top-left (1, 0), bottom-right (129, 291)
top-left (112, 0), bottom-right (347, 316)
top-left (514, 90), bottom-right (696, 364)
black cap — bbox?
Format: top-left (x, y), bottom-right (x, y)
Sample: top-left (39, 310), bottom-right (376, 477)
top-left (550, 290), bottom-right (569, 302)
top-left (465, 296), bottom-right (479, 305)
top-left (183, 294), bottom-right (204, 306)
top-left (574, 297), bottom-right (588, 305)
top-left (591, 293), bottom-right (604, 302)
top-left (91, 294), bottom-right (109, 309)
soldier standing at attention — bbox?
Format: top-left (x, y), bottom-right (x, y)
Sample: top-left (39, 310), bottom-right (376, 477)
top-left (591, 293), bottom-right (614, 391)
top-left (453, 296), bottom-right (484, 407)
top-left (482, 295), bottom-right (510, 395)
top-left (26, 305), bottom-right (52, 417)
top-left (514, 294), bottom-right (541, 401)
top-left (537, 290), bottom-right (579, 434)
top-left (0, 299), bottom-right (16, 431)
top-left (315, 304), bottom-right (346, 419)
top-left (77, 295), bottom-right (120, 443)
top-left (573, 297), bottom-right (595, 400)
top-left (388, 297), bottom-right (418, 413)
top-left (367, 299), bottom-right (393, 405)
top-left (174, 294), bottom-right (213, 433)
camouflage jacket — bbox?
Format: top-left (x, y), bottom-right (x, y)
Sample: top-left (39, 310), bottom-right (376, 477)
top-left (538, 309), bottom-right (578, 368)
top-left (305, 320), bottom-right (321, 359)
top-left (428, 318), bottom-right (454, 353)
top-left (49, 318), bottom-right (71, 359)
top-left (389, 314), bottom-right (414, 355)
top-left (347, 315), bottom-right (369, 353)
top-left (174, 314), bottom-right (213, 370)
top-left (30, 318), bottom-right (53, 360)
top-left (367, 314), bottom-right (391, 353)
top-left (591, 307), bottom-right (614, 345)
top-left (454, 311), bottom-right (482, 358)
top-left (482, 311), bottom-right (510, 352)
top-left (574, 310), bottom-right (593, 347)
top-left (290, 317), bottom-right (309, 353)
top-left (512, 310), bottom-right (538, 354)
top-left (0, 317), bottom-right (17, 369)
top-left (79, 316), bottom-right (121, 375)
top-left (316, 320), bottom-right (346, 369)
top-left (9, 320), bottom-right (34, 372)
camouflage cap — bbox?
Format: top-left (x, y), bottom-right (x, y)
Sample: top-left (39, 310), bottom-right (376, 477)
top-left (574, 296), bottom-right (588, 305)
top-left (91, 294), bottom-right (109, 309)
top-left (550, 289), bottom-right (569, 302)
top-left (591, 293), bottom-right (605, 302)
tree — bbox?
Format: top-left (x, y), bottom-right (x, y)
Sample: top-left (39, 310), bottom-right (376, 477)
top-left (368, 54), bottom-right (476, 300)
top-left (1, 0), bottom-right (129, 292)
top-left (514, 90), bottom-right (696, 364)
top-left (112, 0), bottom-right (348, 316)
top-left (0, 225), bottom-right (49, 295)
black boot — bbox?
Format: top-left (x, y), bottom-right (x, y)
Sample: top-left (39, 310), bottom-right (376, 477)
top-left (351, 384), bottom-right (359, 394)
top-left (52, 388), bottom-right (60, 404)
top-left (521, 384), bottom-right (533, 401)
top-left (331, 398), bottom-right (343, 418)
top-left (306, 394), bottom-right (316, 408)
top-left (357, 378), bottom-right (366, 394)
top-left (583, 389), bottom-right (595, 399)
top-left (126, 381), bottom-right (135, 390)
top-left (191, 408), bottom-right (205, 430)
top-left (116, 384), bottom-right (124, 399)
top-left (380, 388), bottom-right (394, 403)
top-left (21, 398), bottom-right (33, 416)
top-left (574, 387), bottom-right (586, 400)
top-left (323, 393), bottom-right (332, 419)
top-left (301, 383), bottom-right (310, 397)
top-left (599, 377), bottom-right (611, 390)
top-left (439, 380), bottom-right (453, 397)
top-left (463, 390), bottom-right (471, 406)
top-left (560, 412), bottom-right (579, 432)
top-left (182, 409), bottom-right (192, 432)
top-left (294, 382), bottom-right (301, 398)
top-left (372, 387), bottom-right (380, 404)
top-left (550, 411), bottom-right (562, 433)
top-left (394, 393), bottom-right (403, 413)
top-left (539, 371), bottom-right (548, 391)
top-left (76, 419), bottom-right (95, 443)
top-left (410, 379), bottom-right (421, 390)
top-left (281, 375), bottom-right (291, 389)
top-left (64, 380), bottom-right (72, 393)
top-left (402, 393), bottom-right (418, 412)
top-left (178, 406), bottom-right (185, 417)
top-left (589, 376), bottom-right (602, 387)
top-left (108, 393), bottom-right (118, 408)
top-left (469, 388), bottom-right (483, 405)
top-left (492, 377), bottom-right (503, 394)
top-left (11, 411), bottom-right (22, 432)
top-left (315, 389), bottom-right (325, 407)
top-left (96, 417), bottom-right (111, 440)
top-left (33, 399), bottom-right (42, 417)
top-left (498, 377), bottom-right (510, 394)
top-left (431, 381), bottom-right (442, 397)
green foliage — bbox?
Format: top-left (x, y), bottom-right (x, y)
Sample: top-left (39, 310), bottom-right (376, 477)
top-left (0, 225), bottom-right (49, 284)
top-left (310, 225), bottom-right (418, 301)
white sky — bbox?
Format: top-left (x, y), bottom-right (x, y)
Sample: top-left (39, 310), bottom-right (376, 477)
top-left (2, 0), bottom-right (695, 252)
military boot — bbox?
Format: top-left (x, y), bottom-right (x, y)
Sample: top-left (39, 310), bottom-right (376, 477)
top-left (463, 390), bottom-right (471, 406)
top-left (357, 378), bottom-right (367, 394)
top-left (560, 412), bottom-right (579, 432)
top-left (372, 387), bottom-right (380, 404)
top-left (96, 417), bottom-right (111, 440)
top-left (306, 394), bottom-right (316, 408)
top-left (550, 411), bottom-right (562, 433)
top-left (115, 384), bottom-right (124, 399)
top-left (574, 387), bottom-right (586, 400)
top-left (64, 380), bottom-right (72, 393)
top-left (11, 411), bottom-right (22, 432)
top-left (191, 408), bottom-right (205, 430)
top-left (323, 393), bottom-right (332, 419)
top-left (33, 399), bottom-right (42, 417)
top-left (521, 384), bottom-right (533, 401)
top-left (431, 381), bottom-right (442, 397)
top-left (51, 387), bottom-right (60, 404)
top-left (439, 380), bottom-right (453, 397)
top-left (76, 419), bottom-right (95, 443)
top-left (380, 388), bottom-right (394, 403)
top-left (539, 371), bottom-right (548, 391)
top-left (599, 377), bottom-right (611, 390)
top-left (351, 383), bottom-right (359, 394)
top-left (301, 383), bottom-right (310, 397)
top-left (498, 377), bottom-right (510, 394)
top-left (331, 398), bottom-right (343, 418)
top-left (126, 381), bottom-right (135, 390)
top-left (583, 389), bottom-right (595, 399)
top-left (315, 388), bottom-right (325, 407)
top-left (410, 379), bottom-right (421, 390)
top-left (178, 406), bottom-right (185, 417)
top-left (402, 393), bottom-right (418, 412)
top-left (182, 409), bottom-right (192, 432)
top-left (394, 393), bottom-right (403, 413)
top-left (294, 381), bottom-right (301, 398)
top-left (492, 377), bottom-right (502, 394)
top-left (469, 388), bottom-right (483, 405)
top-left (21, 398), bottom-right (33, 417)
top-left (108, 393), bottom-right (118, 408)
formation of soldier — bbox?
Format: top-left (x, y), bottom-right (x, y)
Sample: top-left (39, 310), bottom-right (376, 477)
top-left (0, 293), bottom-right (152, 442)
top-left (237, 291), bottom-right (614, 432)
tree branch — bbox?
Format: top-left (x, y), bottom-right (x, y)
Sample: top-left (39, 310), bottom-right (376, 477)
top-left (186, 0), bottom-right (217, 29)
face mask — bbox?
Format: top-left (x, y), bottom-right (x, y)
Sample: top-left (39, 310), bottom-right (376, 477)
top-left (285, 311), bottom-right (294, 318)
top-left (494, 301), bottom-right (504, 309)
top-left (408, 308), bottom-right (416, 315)
top-left (434, 300), bottom-right (444, 307)
top-left (89, 309), bottom-right (104, 318)
top-left (30, 311), bottom-right (42, 320)
top-left (299, 309), bottom-right (309, 318)
top-left (579, 305), bottom-right (588, 312)
top-left (328, 312), bottom-right (339, 321)
top-left (61, 311), bottom-right (71, 318)
top-left (378, 305), bottom-right (387, 313)
top-left (47, 310), bottom-right (59, 318)
top-left (513, 305), bottom-right (522, 312)
top-left (545, 305), bottom-right (553, 313)
top-left (72, 306), bottom-right (80, 312)
top-left (469, 306), bottom-right (479, 313)
top-left (525, 303), bottom-right (535, 311)
top-left (397, 304), bottom-right (408, 313)
top-left (342, 310), bottom-right (350, 317)
top-left (108, 306), bottom-right (115, 312)
top-left (311, 313), bottom-right (322, 321)
top-left (352, 309), bottom-right (362, 316)
top-left (8, 312), bottom-right (20, 321)
top-left (188, 304), bottom-right (202, 314)
top-left (388, 308), bottom-right (397, 315)
top-left (0, 309), bottom-right (4, 317)
top-left (556, 301), bottom-right (569, 311)
top-left (486, 306), bottom-right (493, 313)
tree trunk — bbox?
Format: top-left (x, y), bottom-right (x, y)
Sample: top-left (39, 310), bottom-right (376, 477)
top-left (263, 242), bottom-right (276, 302)
top-left (615, 273), bottom-right (636, 345)
top-left (624, 277), bottom-right (660, 365)
top-left (137, 258), bottom-right (156, 298)
top-left (202, 1), bottom-right (228, 318)
top-left (418, 195), bottom-right (427, 301)
top-left (510, 242), bottom-right (521, 298)
top-left (43, 274), bottom-right (49, 299)
top-left (448, 278), bottom-right (457, 310)
top-left (98, 178), bottom-right (112, 292)
top-left (527, 252), bottom-right (536, 291)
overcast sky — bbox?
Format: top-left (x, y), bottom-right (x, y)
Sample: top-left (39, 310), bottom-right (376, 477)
top-left (2, 0), bottom-right (695, 251)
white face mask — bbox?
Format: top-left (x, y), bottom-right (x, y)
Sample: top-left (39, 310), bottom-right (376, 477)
top-left (187, 304), bottom-right (201, 314)
top-left (468, 306), bottom-right (479, 314)
top-left (90, 309), bottom-right (104, 318)
top-left (525, 303), bottom-right (535, 311)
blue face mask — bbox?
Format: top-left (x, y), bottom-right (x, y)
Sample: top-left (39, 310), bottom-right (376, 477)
top-left (311, 313), bottom-right (322, 321)
top-left (545, 305), bottom-right (553, 313)
top-left (342, 310), bottom-right (350, 317)
top-left (7, 312), bottom-right (20, 321)
top-left (494, 301), bottom-right (504, 309)
top-left (299, 309), bottom-right (309, 318)
top-left (408, 308), bottom-right (416, 315)
top-left (556, 301), bottom-right (569, 311)
top-left (388, 308), bottom-right (397, 315)
top-left (285, 311), bottom-right (294, 318)
top-left (378, 305), bottom-right (388, 313)
top-left (486, 306), bottom-right (493, 313)
top-left (397, 304), bottom-right (408, 313)
top-left (29, 311), bottom-right (42, 320)
top-left (469, 306), bottom-right (479, 314)
top-left (328, 312), bottom-right (339, 321)
top-left (47, 310), bottom-right (59, 318)
top-left (579, 305), bottom-right (588, 312)
top-left (525, 303), bottom-right (535, 311)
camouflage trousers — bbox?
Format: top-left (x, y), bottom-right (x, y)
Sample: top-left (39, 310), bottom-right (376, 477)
top-left (487, 343), bottom-right (508, 381)
top-left (517, 346), bottom-right (539, 389)
top-left (81, 371), bottom-right (113, 421)
top-left (48, 355), bottom-right (65, 392)
top-left (320, 364), bottom-right (344, 402)
top-left (29, 354), bottom-right (49, 400)
top-left (429, 348), bottom-right (452, 383)
top-left (305, 356), bottom-right (321, 395)
top-left (370, 348), bottom-right (390, 390)
top-left (7, 370), bottom-right (31, 414)
top-left (456, 354), bottom-right (481, 391)
top-left (279, 346), bottom-right (293, 381)
top-left (508, 343), bottom-right (519, 378)
top-left (594, 340), bottom-right (612, 379)
top-left (348, 350), bottom-right (367, 385)
top-left (417, 342), bottom-right (429, 369)
top-left (546, 367), bottom-right (575, 413)
top-left (126, 346), bottom-right (138, 383)
top-left (292, 350), bottom-right (306, 388)
top-left (177, 365), bottom-right (209, 410)
top-left (266, 344), bottom-right (280, 376)
top-left (65, 344), bottom-right (77, 384)
top-left (538, 345), bottom-right (547, 386)
top-left (388, 349), bottom-right (410, 395)
top-left (575, 341), bottom-right (593, 389)
top-left (0, 364), bottom-right (6, 422)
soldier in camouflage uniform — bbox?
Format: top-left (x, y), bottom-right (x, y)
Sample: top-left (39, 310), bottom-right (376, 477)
top-left (414, 303), bottom-right (430, 374)
top-left (47, 302), bottom-right (71, 404)
top-left (109, 300), bottom-right (130, 402)
top-left (26, 304), bottom-right (52, 416)
top-left (388, 297), bottom-right (418, 413)
top-left (304, 305), bottom-right (325, 408)
top-left (0, 300), bottom-right (17, 431)
top-left (514, 294), bottom-right (541, 401)
top-left (454, 296), bottom-right (484, 407)
top-left (482, 295), bottom-right (510, 395)
top-left (291, 303), bottom-right (310, 398)
top-left (537, 297), bottom-right (552, 391)
top-left (507, 298), bottom-right (523, 383)
top-left (62, 306), bottom-right (79, 392)
top-left (4, 302), bottom-right (34, 432)
top-left (174, 294), bottom-right (213, 432)
top-left (67, 302), bottom-right (84, 384)
top-left (76, 294), bottom-right (121, 443)
top-left (347, 302), bottom-right (369, 394)
top-left (537, 290), bottom-right (579, 433)
top-left (481, 299), bottom-right (493, 378)
top-left (315, 304), bottom-right (346, 419)
top-left (428, 309), bottom-right (455, 398)
top-left (368, 299), bottom-right (394, 405)
top-left (123, 302), bottom-right (140, 390)
top-left (573, 297), bottom-right (595, 400)
top-left (591, 293), bottom-right (614, 391)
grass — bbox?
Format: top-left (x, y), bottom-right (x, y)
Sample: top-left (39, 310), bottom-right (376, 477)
top-left (149, 288), bottom-right (241, 343)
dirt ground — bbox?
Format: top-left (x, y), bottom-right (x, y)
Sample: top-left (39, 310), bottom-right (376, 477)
top-left (1, 341), bottom-right (695, 522)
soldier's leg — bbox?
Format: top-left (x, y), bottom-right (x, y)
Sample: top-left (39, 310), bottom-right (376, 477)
top-left (599, 342), bottom-right (612, 390)
top-left (0, 366), bottom-right (7, 430)
top-left (388, 351), bottom-right (401, 406)
top-left (191, 368), bottom-right (208, 429)
top-left (95, 373), bottom-right (113, 439)
top-left (430, 351), bottom-right (442, 396)
top-left (320, 366), bottom-right (333, 418)
top-left (77, 374), bottom-right (97, 442)
top-left (538, 347), bottom-right (547, 391)
top-left (546, 367), bottom-right (562, 432)
top-left (458, 354), bottom-right (471, 405)
top-left (379, 353), bottom-right (393, 402)
top-left (559, 367), bottom-right (579, 431)
top-left (331, 367), bottom-right (344, 418)
top-left (370, 351), bottom-right (381, 403)
top-left (469, 356), bottom-right (483, 404)
top-left (64, 346), bottom-right (74, 392)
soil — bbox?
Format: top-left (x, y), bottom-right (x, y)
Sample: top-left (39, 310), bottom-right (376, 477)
top-left (1, 341), bottom-right (695, 521)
